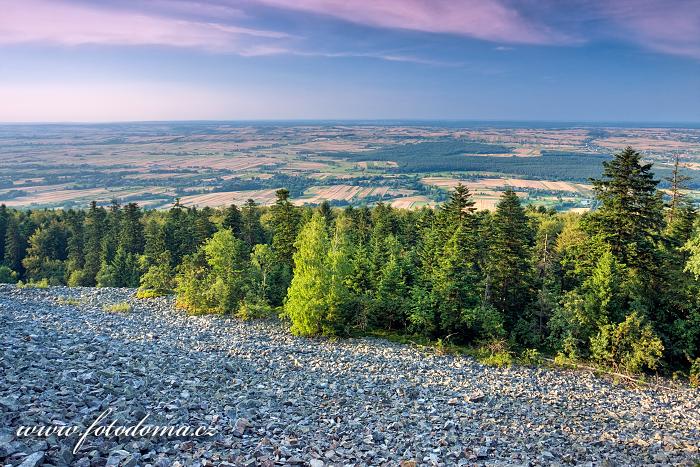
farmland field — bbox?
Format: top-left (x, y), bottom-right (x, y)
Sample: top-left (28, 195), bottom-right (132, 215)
top-left (1, 122), bottom-right (699, 210)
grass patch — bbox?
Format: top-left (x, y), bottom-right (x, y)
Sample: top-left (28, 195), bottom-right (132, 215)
top-left (135, 289), bottom-right (169, 299)
top-left (57, 297), bottom-right (83, 306)
top-left (103, 302), bottom-right (132, 313)
top-left (17, 279), bottom-right (50, 289)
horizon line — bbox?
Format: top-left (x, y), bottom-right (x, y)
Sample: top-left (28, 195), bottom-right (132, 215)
top-left (1, 118), bottom-right (700, 128)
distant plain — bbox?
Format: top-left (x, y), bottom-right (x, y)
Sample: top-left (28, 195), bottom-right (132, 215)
top-left (1, 122), bottom-right (698, 211)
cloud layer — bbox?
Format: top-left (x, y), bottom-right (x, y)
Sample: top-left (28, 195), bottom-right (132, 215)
top-left (0, 0), bottom-right (699, 60)
top-left (0, 0), bottom-right (288, 54)
top-left (254, 0), bottom-right (569, 45)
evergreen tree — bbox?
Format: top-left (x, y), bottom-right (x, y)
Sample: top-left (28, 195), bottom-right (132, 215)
top-left (0, 204), bottom-right (8, 262)
top-left (4, 215), bottom-right (23, 275)
top-left (193, 207), bottom-right (216, 245)
top-left (65, 210), bottom-right (87, 286)
top-left (317, 200), bottom-right (334, 228)
top-left (22, 220), bottom-right (69, 284)
top-left (486, 189), bottom-right (534, 331)
top-left (370, 235), bottom-right (407, 330)
top-left (270, 189), bottom-right (300, 268)
top-left (82, 202), bottom-right (107, 286)
top-left (588, 147), bottom-right (664, 273)
top-left (222, 204), bottom-right (243, 237)
top-left (241, 199), bottom-right (265, 251)
top-left (665, 154), bottom-right (692, 225)
top-left (119, 202), bottom-right (144, 255)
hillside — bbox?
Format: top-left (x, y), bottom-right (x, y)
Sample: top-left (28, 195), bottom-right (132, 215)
top-left (1, 285), bottom-right (698, 466)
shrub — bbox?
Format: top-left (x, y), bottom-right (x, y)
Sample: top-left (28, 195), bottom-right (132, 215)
top-left (135, 288), bottom-right (166, 299)
top-left (690, 358), bottom-right (700, 388)
top-left (67, 269), bottom-right (90, 287)
top-left (17, 278), bottom-right (50, 289)
top-left (477, 338), bottom-right (513, 367)
top-left (481, 351), bottom-right (514, 367)
top-left (103, 302), bottom-right (132, 313)
top-left (138, 252), bottom-right (174, 299)
top-left (520, 348), bottom-right (541, 366)
top-left (590, 311), bottom-right (664, 373)
top-left (0, 266), bottom-right (18, 284)
top-left (236, 298), bottom-right (273, 321)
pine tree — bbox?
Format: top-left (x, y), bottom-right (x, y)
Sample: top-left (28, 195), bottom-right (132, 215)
top-left (22, 220), bottom-right (69, 284)
top-left (589, 146), bottom-right (664, 273)
top-left (65, 210), bottom-right (87, 286)
top-left (0, 204), bottom-right (8, 262)
top-left (241, 199), bottom-right (265, 251)
top-left (270, 189), bottom-right (300, 268)
top-left (4, 215), bottom-right (22, 274)
top-left (119, 203), bottom-right (144, 255)
top-left (193, 207), bottom-right (216, 245)
top-left (486, 189), bottom-right (534, 330)
top-left (222, 204), bottom-right (243, 237)
top-left (82, 202), bottom-right (107, 286)
top-left (317, 201), bottom-right (334, 228)
top-left (665, 154), bottom-right (692, 225)
top-left (372, 244), bottom-right (407, 330)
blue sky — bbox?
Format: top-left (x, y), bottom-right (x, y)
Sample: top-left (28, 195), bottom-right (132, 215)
top-left (0, 0), bottom-right (699, 122)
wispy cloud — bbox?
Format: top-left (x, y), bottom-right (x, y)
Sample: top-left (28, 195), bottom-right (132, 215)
top-left (0, 0), bottom-right (288, 54)
top-left (2, 0), bottom-right (699, 63)
top-left (597, 0), bottom-right (700, 59)
top-left (252, 0), bottom-right (573, 45)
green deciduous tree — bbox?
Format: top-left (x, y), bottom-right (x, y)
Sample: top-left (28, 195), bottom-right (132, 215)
top-left (284, 213), bottom-right (353, 336)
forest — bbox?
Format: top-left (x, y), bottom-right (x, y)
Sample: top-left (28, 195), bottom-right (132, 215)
top-left (1, 147), bottom-right (699, 381)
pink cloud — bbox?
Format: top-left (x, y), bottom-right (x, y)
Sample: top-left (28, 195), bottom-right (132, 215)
top-left (603, 0), bottom-right (700, 59)
top-left (252, 0), bottom-right (572, 45)
top-left (0, 0), bottom-right (289, 53)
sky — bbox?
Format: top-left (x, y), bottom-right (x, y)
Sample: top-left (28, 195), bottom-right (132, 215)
top-left (0, 0), bottom-right (699, 123)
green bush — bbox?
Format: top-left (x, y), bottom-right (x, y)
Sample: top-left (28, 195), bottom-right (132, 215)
top-left (520, 348), bottom-right (541, 366)
top-left (135, 288), bottom-right (167, 299)
top-left (0, 266), bottom-right (18, 284)
top-left (236, 298), bottom-right (273, 321)
top-left (17, 278), bottom-right (50, 289)
top-left (67, 269), bottom-right (90, 287)
top-left (690, 358), bottom-right (700, 388)
top-left (476, 338), bottom-right (513, 367)
top-left (590, 312), bottom-right (664, 373)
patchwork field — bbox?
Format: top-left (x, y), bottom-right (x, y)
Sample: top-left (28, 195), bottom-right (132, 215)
top-left (0, 122), bottom-right (698, 210)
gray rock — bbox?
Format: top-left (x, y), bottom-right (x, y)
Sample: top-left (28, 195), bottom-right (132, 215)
top-left (18, 451), bottom-right (45, 467)
top-left (0, 284), bottom-right (698, 466)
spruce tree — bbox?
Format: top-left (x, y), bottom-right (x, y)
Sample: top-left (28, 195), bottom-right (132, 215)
top-left (486, 189), bottom-right (534, 331)
top-left (4, 216), bottom-right (22, 274)
top-left (222, 204), bottom-right (243, 237)
top-left (82, 202), bottom-right (107, 285)
top-left (589, 146), bottom-right (664, 273)
top-left (22, 220), bottom-right (69, 284)
top-left (270, 189), bottom-right (300, 268)
top-left (0, 204), bottom-right (8, 262)
top-left (65, 210), bottom-right (87, 286)
top-left (241, 199), bottom-right (265, 251)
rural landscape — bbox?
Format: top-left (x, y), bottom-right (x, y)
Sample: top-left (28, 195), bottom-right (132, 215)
top-left (2, 0), bottom-right (700, 465)
top-left (2, 122), bottom-right (700, 212)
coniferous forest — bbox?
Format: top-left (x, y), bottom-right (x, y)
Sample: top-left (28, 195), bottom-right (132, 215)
top-left (1, 148), bottom-right (699, 381)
